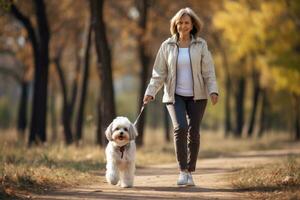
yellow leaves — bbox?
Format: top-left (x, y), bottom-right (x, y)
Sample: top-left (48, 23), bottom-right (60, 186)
top-left (213, 1), bottom-right (262, 60)
top-left (258, 50), bottom-right (300, 94)
top-left (256, 55), bottom-right (272, 88)
top-left (213, 1), bottom-right (246, 42)
top-left (260, 0), bottom-right (285, 20)
top-left (213, 0), bottom-right (300, 95)
top-left (270, 67), bottom-right (300, 94)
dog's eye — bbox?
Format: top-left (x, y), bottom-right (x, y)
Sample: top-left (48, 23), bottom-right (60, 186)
top-left (124, 128), bottom-right (128, 132)
top-left (115, 127), bottom-right (119, 131)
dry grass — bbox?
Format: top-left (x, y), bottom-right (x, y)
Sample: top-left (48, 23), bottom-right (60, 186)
top-left (199, 130), bottom-right (296, 158)
top-left (0, 131), bottom-right (105, 199)
top-left (0, 128), bottom-right (298, 199)
top-left (230, 156), bottom-right (300, 200)
top-left (142, 128), bottom-right (297, 160)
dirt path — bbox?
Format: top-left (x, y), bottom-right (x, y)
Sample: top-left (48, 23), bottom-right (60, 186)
top-left (33, 147), bottom-right (300, 200)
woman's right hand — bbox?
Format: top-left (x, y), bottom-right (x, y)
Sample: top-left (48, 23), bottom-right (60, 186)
top-left (143, 95), bottom-right (153, 105)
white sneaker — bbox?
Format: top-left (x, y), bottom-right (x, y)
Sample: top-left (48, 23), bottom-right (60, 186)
top-left (187, 172), bottom-right (195, 186)
top-left (177, 171), bottom-right (188, 185)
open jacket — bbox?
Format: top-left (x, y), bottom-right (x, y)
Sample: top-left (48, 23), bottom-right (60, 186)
top-left (145, 35), bottom-right (218, 103)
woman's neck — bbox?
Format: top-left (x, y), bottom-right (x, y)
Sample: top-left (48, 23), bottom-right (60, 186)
top-left (178, 34), bottom-right (190, 42)
top-left (178, 34), bottom-right (191, 47)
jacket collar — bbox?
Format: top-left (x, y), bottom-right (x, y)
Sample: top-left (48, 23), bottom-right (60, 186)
top-left (167, 34), bottom-right (202, 45)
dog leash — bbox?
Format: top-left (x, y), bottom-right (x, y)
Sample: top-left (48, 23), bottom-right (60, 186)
top-left (133, 105), bottom-right (145, 126)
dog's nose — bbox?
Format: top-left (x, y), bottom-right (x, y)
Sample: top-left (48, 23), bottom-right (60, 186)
top-left (120, 132), bottom-right (123, 135)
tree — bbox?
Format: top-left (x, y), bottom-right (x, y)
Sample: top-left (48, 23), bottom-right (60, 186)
top-left (10, 0), bottom-right (50, 145)
top-left (135, 0), bottom-right (150, 146)
top-left (213, 1), bottom-right (254, 137)
top-left (214, 0), bottom-right (300, 139)
top-left (53, 47), bottom-right (74, 144)
top-left (211, 32), bottom-right (233, 136)
top-left (257, 0), bottom-right (300, 139)
top-left (90, 0), bottom-right (116, 146)
top-left (75, 19), bottom-right (93, 144)
top-left (0, 52), bottom-right (29, 137)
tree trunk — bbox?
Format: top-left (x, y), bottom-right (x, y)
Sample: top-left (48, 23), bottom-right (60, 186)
top-left (28, 0), bottom-right (50, 145)
top-left (247, 69), bottom-right (260, 137)
top-left (222, 51), bottom-right (232, 137)
top-left (49, 84), bottom-right (58, 142)
top-left (234, 77), bottom-right (246, 137)
top-left (91, 0), bottom-right (116, 146)
top-left (211, 33), bottom-right (232, 136)
top-left (17, 80), bottom-right (29, 138)
top-left (96, 97), bottom-right (103, 145)
top-left (69, 46), bottom-right (81, 128)
top-left (54, 55), bottom-right (73, 144)
top-left (292, 93), bottom-right (300, 140)
top-left (135, 0), bottom-right (149, 147)
top-left (10, 2), bottom-right (49, 146)
top-left (0, 67), bottom-right (29, 140)
top-left (76, 21), bottom-right (92, 144)
top-left (258, 89), bottom-right (268, 137)
top-left (224, 77), bottom-right (232, 137)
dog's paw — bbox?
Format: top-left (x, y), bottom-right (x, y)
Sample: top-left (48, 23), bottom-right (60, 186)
top-left (121, 183), bottom-right (133, 188)
top-left (120, 180), bottom-right (133, 188)
top-left (106, 173), bottom-right (119, 185)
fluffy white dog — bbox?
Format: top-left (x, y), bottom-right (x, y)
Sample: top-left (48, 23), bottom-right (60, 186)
top-left (105, 116), bottom-right (138, 188)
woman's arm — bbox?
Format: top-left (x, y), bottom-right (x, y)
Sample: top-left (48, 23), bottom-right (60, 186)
top-left (144, 44), bottom-right (167, 100)
top-left (201, 41), bottom-right (218, 97)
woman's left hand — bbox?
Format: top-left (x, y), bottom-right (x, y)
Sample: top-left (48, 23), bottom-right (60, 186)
top-left (210, 93), bottom-right (218, 105)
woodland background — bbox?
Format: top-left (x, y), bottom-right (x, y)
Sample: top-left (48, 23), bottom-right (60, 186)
top-left (0, 0), bottom-right (299, 147)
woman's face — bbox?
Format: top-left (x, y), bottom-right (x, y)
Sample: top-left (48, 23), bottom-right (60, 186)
top-left (176, 14), bottom-right (193, 37)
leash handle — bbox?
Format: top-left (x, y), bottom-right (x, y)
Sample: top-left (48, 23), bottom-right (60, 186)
top-left (133, 105), bottom-right (145, 126)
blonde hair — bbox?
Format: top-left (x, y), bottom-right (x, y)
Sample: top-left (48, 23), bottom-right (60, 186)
top-left (170, 7), bottom-right (203, 37)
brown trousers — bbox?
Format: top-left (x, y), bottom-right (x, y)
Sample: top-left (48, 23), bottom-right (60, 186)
top-left (166, 94), bottom-right (207, 172)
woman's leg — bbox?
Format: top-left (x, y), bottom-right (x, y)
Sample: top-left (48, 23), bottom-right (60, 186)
top-left (186, 99), bottom-right (207, 172)
top-left (166, 95), bottom-right (188, 171)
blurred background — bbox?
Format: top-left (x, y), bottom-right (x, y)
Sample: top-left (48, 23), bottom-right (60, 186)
top-left (0, 0), bottom-right (299, 147)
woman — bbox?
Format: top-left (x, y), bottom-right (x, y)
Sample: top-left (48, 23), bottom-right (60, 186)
top-left (143, 7), bottom-right (218, 186)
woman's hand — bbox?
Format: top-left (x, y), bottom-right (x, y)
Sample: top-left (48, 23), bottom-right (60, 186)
top-left (210, 93), bottom-right (218, 105)
top-left (143, 95), bottom-right (153, 105)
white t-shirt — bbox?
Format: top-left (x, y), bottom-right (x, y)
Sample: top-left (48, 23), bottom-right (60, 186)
top-left (175, 48), bottom-right (193, 96)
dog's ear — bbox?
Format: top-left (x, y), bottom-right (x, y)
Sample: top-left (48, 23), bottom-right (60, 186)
top-left (129, 123), bottom-right (138, 140)
top-left (105, 121), bottom-right (113, 141)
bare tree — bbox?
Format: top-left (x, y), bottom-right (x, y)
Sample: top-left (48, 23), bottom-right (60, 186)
top-left (135, 0), bottom-right (150, 146)
top-left (212, 33), bottom-right (232, 136)
top-left (90, 0), bottom-right (116, 146)
top-left (0, 57), bottom-right (28, 138)
top-left (75, 19), bottom-right (93, 144)
top-left (234, 76), bottom-right (246, 137)
top-left (53, 48), bottom-right (74, 144)
top-left (247, 57), bottom-right (261, 137)
top-left (10, 0), bottom-right (50, 146)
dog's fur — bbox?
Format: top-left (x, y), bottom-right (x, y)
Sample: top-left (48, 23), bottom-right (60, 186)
top-left (105, 116), bottom-right (138, 188)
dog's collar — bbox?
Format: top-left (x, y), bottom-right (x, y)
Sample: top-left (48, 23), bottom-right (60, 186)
top-left (118, 143), bottom-right (130, 159)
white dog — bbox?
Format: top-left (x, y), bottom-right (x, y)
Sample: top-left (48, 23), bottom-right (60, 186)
top-left (105, 116), bottom-right (138, 188)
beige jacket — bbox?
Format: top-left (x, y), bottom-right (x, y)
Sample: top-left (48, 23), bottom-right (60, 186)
top-left (145, 35), bottom-right (218, 103)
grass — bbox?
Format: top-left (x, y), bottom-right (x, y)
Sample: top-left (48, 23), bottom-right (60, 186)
top-left (0, 128), bottom-right (299, 199)
top-left (230, 156), bottom-right (300, 200)
top-left (142, 128), bottom-right (298, 160)
top-left (199, 130), bottom-right (297, 158)
top-left (0, 142), bottom-right (105, 199)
